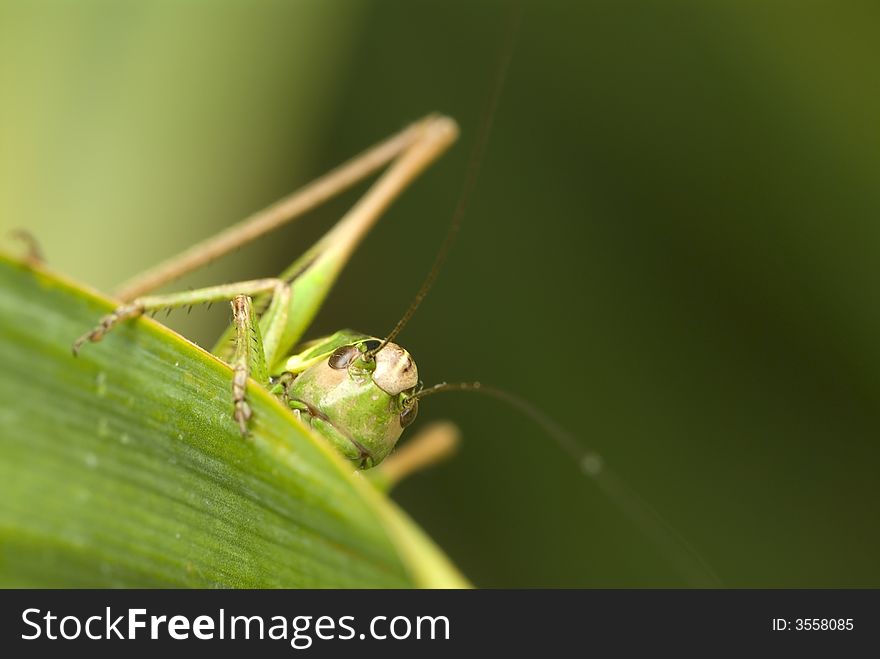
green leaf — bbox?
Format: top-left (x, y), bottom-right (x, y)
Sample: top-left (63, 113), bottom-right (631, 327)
top-left (0, 253), bottom-right (468, 588)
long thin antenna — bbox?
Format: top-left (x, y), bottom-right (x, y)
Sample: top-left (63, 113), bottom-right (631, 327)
top-left (415, 382), bottom-right (724, 587)
top-left (369, 2), bottom-right (524, 358)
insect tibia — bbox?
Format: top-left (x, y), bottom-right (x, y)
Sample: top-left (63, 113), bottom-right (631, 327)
top-left (113, 114), bottom-right (457, 302)
top-left (229, 294), bottom-right (270, 436)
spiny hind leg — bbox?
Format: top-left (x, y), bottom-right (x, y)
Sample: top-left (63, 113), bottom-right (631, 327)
top-left (72, 278), bottom-right (287, 355)
top-left (114, 114), bottom-right (457, 302)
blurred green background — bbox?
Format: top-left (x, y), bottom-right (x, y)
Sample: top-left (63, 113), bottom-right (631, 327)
top-left (3, 0), bottom-right (880, 587)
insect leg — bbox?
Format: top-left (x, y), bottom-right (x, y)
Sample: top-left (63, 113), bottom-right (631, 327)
top-left (114, 114), bottom-right (449, 302)
top-left (366, 421), bottom-right (461, 492)
top-left (72, 278), bottom-right (286, 355)
top-left (257, 278), bottom-right (290, 369)
top-left (230, 295), bottom-right (269, 435)
top-left (8, 229), bottom-right (45, 266)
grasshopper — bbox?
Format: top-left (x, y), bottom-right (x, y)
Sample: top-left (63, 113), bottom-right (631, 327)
top-left (68, 19), bottom-right (720, 584)
top-left (72, 114), bottom-right (466, 472)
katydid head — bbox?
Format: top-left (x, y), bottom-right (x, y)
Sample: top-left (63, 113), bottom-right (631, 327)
top-left (286, 335), bottom-right (419, 469)
top-left (329, 339), bottom-right (419, 397)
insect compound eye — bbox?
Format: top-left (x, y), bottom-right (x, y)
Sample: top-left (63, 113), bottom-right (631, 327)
top-left (360, 339), bottom-right (382, 354)
top-left (399, 400), bottom-right (419, 429)
top-left (328, 345), bottom-right (359, 370)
